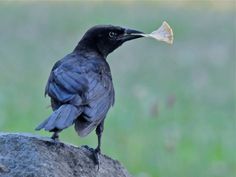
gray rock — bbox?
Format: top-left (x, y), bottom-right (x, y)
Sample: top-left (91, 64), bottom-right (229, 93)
top-left (0, 133), bottom-right (132, 177)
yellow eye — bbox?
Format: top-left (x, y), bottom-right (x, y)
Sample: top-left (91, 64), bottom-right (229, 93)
top-left (109, 32), bottom-right (117, 38)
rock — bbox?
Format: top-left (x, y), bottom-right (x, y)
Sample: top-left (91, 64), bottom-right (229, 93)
top-left (0, 133), bottom-right (132, 177)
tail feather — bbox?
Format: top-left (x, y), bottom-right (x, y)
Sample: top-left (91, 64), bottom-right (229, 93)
top-left (74, 117), bottom-right (104, 137)
top-left (35, 104), bottom-right (82, 132)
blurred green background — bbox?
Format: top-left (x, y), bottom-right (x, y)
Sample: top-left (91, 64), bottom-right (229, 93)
top-left (0, 1), bottom-right (235, 177)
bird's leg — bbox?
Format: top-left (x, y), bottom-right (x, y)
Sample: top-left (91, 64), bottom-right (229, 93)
top-left (93, 120), bottom-right (104, 169)
top-left (95, 125), bottom-right (103, 153)
top-left (51, 131), bottom-right (60, 141)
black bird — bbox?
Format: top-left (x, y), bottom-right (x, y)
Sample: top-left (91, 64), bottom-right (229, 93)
top-left (36, 25), bottom-right (143, 164)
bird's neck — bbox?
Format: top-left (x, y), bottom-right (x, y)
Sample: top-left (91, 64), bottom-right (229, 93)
top-left (74, 39), bottom-right (107, 59)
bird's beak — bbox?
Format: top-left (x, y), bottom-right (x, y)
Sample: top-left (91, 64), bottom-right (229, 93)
top-left (118, 28), bottom-right (144, 42)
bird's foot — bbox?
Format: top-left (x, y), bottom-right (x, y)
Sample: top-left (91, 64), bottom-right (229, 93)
top-left (82, 145), bottom-right (100, 170)
top-left (93, 147), bottom-right (100, 170)
top-left (81, 145), bottom-right (92, 150)
top-left (51, 133), bottom-right (59, 142)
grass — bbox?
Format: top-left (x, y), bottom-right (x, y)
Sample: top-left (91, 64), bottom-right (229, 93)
top-left (0, 1), bottom-right (235, 177)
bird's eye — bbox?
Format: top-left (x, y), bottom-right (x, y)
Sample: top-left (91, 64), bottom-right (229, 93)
top-left (109, 32), bottom-right (117, 39)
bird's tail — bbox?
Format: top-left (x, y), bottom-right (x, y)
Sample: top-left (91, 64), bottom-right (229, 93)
top-left (74, 117), bottom-right (104, 137)
top-left (35, 104), bottom-right (82, 132)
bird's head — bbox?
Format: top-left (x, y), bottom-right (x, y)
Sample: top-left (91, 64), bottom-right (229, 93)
top-left (75, 25), bottom-right (144, 58)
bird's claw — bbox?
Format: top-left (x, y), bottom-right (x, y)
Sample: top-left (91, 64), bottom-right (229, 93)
top-left (51, 131), bottom-right (60, 142)
top-left (82, 145), bottom-right (100, 170)
top-left (51, 135), bottom-right (59, 142)
top-left (93, 147), bottom-right (100, 170)
top-left (81, 145), bottom-right (90, 149)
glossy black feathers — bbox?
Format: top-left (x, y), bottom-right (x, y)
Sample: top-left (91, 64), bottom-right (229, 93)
top-left (36, 25), bottom-right (142, 138)
top-left (36, 52), bottom-right (115, 136)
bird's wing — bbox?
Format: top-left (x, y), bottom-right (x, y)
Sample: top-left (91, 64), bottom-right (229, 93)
top-left (45, 55), bottom-right (115, 136)
top-left (74, 70), bottom-right (115, 137)
top-left (45, 56), bottom-right (114, 111)
top-left (45, 58), bottom-right (89, 107)
top-left (83, 69), bottom-right (114, 117)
